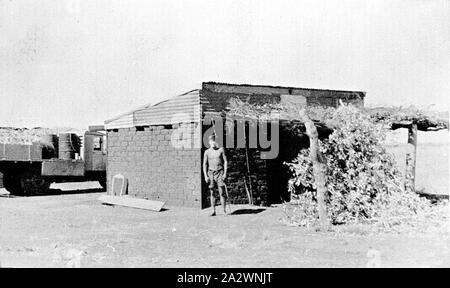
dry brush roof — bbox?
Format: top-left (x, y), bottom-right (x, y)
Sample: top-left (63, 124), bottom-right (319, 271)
top-left (365, 106), bottom-right (449, 131)
top-left (226, 99), bottom-right (449, 132)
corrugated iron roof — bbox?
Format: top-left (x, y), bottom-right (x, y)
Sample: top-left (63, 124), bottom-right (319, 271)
top-left (105, 90), bottom-right (200, 129)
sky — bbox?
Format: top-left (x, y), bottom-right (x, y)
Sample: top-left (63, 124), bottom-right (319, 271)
top-left (1, 0), bottom-right (449, 129)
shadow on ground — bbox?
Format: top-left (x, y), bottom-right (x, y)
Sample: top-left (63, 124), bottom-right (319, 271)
top-left (230, 208), bottom-right (266, 215)
top-left (0, 186), bottom-right (105, 198)
top-left (45, 188), bottom-right (105, 196)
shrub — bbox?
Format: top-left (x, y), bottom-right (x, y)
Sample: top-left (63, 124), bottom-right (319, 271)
top-left (285, 104), bottom-right (430, 227)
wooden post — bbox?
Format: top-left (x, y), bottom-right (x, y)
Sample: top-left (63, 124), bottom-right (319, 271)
top-left (299, 110), bottom-right (330, 231)
top-left (405, 124), bottom-right (418, 193)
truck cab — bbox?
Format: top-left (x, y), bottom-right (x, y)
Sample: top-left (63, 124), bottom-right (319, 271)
top-left (83, 131), bottom-right (106, 172)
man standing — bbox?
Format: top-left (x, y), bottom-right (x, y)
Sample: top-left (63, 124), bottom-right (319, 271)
top-left (203, 134), bottom-right (228, 216)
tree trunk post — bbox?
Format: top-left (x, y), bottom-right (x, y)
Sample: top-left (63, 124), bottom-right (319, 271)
top-left (405, 123), bottom-right (418, 193)
top-left (299, 110), bottom-right (330, 231)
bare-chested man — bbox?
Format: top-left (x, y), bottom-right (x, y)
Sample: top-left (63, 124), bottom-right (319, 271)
top-left (203, 134), bottom-right (228, 216)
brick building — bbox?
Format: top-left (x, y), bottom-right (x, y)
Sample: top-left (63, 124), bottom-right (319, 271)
top-left (104, 82), bottom-right (365, 208)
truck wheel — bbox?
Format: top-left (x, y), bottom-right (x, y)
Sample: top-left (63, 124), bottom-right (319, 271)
top-left (20, 168), bottom-right (51, 196)
top-left (3, 172), bottom-right (23, 195)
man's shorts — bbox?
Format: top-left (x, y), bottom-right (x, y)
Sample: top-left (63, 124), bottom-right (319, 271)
top-left (208, 169), bottom-right (225, 190)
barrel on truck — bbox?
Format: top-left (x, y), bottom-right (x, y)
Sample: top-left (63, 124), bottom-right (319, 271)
top-left (0, 126), bottom-right (107, 196)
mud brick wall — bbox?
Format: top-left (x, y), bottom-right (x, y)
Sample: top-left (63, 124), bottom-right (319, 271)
top-left (107, 123), bottom-right (202, 207)
top-left (305, 90), bottom-right (365, 107)
top-left (201, 90), bottom-right (281, 114)
top-left (202, 148), bottom-right (268, 208)
top-left (225, 148), bottom-right (268, 205)
top-left (200, 83), bottom-right (365, 112)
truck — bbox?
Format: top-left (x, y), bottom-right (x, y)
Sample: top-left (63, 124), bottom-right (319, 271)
top-left (0, 126), bottom-right (106, 196)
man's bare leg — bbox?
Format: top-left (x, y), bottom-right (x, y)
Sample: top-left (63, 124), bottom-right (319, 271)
top-left (218, 186), bottom-right (227, 215)
top-left (210, 190), bottom-right (216, 216)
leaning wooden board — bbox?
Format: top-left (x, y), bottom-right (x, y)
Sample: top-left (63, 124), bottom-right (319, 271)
top-left (98, 195), bottom-right (166, 212)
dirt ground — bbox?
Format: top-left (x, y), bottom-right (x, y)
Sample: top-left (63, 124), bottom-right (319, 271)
top-left (1, 183), bottom-right (449, 268)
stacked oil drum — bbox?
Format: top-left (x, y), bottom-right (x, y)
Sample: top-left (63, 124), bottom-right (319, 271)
top-left (40, 133), bottom-right (81, 160)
